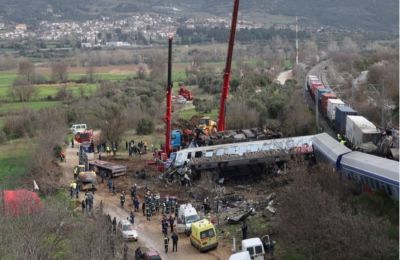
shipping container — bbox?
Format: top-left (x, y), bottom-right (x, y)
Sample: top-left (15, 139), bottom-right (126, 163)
top-left (327, 99), bottom-right (345, 121)
top-left (321, 93), bottom-right (337, 114)
top-left (316, 88), bottom-right (330, 104)
top-left (307, 75), bottom-right (319, 90)
top-left (311, 84), bottom-right (324, 100)
top-left (345, 116), bottom-right (381, 147)
top-left (335, 106), bottom-right (357, 134)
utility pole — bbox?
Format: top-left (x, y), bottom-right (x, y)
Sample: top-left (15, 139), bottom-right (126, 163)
top-left (295, 16), bottom-right (299, 65)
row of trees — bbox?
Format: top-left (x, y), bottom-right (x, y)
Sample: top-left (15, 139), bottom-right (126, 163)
top-left (176, 26), bottom-right (308, 45)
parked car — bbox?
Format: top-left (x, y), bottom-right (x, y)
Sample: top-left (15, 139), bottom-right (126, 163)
top-left (118, 219), bottom-right (138, 241)
top-left (142, 250), bottom-right (162, 260)
top-left (70, 124), bottom-right (87, 134)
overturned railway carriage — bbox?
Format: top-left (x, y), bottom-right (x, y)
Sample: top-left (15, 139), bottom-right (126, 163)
top-left (170, 135), bottom-right (314, 171)
top-left (312, 133), bottom-right (399, 200)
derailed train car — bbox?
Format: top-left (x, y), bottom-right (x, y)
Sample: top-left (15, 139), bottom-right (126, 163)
top-left (312, 133), bottom-right (399, 200)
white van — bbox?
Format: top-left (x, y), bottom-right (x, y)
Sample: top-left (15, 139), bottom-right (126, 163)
top-left (241, 238), bottom-right (265, 260)
top-left (176, 203), bottom-right (200, 234)
top-left (70, 124), bottom-right (87, 134)
top-left (229, 251), bottom-right (251, 260)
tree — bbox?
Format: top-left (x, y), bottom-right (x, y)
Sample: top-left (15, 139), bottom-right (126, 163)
top-left (148, 52), bottom-right (166, 83)
top-left (137, 65), bottom-right (147, 79)
top-left (51, 61), bottom-right (68, 83)
top-left (90, 98), bottom-right (130, 156)
top-left (226, 99), bottom-right (260, 129)
top-left (86, 63), bottom-right (96, 83)
top-left (17, 59), bottom-right (35, 83)
top-left (10, 77), bottom-right (37, 102)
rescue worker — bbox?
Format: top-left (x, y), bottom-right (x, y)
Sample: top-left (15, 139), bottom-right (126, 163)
top-left (162, 218), bottom-right (168, 235)
top-left (169, 215), bottom-right (175, 233)
top-left (120, 191), bottom-right (126, 208)
top-left (241, 220), bottom-right (248, 240)
top-left (146, 205), bottom-right (151, 221)
top-left (163, 234), bottom-right (170, 253)
top-left (112, 217), bottom-right (117, 233)
top-left (81, 199), bottom-right (86, 214)
top-left (108, 178), bottom-right (113, 193)
top-left (73, 166), bottom-right (78, 179)
top-left (134, 197), bottom-right (140, 212)
top-left (171, 231), bottom-right (179, 252)
top-left (129, 211), bottom-right (135, 225)
top-left (203, 197), bottom-right (210, 215)
top-left (155, 193), bottom-right (160, 213)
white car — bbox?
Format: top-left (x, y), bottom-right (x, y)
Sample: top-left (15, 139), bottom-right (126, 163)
top-left (70, 124), bottom-right (87, 135)
top-left (176, 95), bottom-right (187, 104)
top-left (118, 220), bottom-right (138, 241)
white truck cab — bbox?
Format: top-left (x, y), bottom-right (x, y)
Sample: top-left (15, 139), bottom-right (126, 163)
top-left (176, 203), bottom-right (200, 234)
top-left (241, 237), bottom-right (265, 260)
top-left (70, 124), bottom-right (87, 134)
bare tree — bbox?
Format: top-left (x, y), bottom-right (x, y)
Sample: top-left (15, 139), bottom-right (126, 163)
top-left (18, 59), bottom-right (35, 83)
top-left (148, 52), bottom-right (166, 83)
top-left (51, 61), bottom-right (68, 83)
top-left (10, 78), bottom-right (37, 102)
top-left (226, 99), bottom-right (260, 129)
top-left (276, 163), bottom-right (398, 259)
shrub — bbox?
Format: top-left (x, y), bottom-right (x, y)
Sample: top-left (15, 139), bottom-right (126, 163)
top-left (136, 118), bottom-right (154, 135)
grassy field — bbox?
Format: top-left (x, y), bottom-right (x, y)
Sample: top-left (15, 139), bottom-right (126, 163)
top-left (0, 101), bottom-right (60, 115)
top-left (0, 139), bottom-right (30, 189)
top-left (178, 107), bottom-right (218, 120)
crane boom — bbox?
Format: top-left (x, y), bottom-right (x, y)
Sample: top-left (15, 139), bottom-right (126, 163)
top-left (164, 36), bottom-right (173, 155)
top-left (217, 0), bottom-right (240, 132)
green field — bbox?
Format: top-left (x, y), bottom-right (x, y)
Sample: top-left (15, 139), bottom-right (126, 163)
top-left (178, 107), bottom-right (218, 120)
top-left (0, 101), bottom-right (60, 115)
top-left (0, 139), bottom-right (30, 188)
top-left (0, 72), bottom-right (17, 88)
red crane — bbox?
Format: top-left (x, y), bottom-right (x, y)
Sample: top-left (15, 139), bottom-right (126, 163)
top-left (164, 36), bottom-right (173, 156)
top-left (217, 0), bottom-right (240, 132)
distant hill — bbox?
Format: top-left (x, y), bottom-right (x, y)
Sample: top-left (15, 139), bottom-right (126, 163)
top-left (0, 0), bottom-right (398, 32)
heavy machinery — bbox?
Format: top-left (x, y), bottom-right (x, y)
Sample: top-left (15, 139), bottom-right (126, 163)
top-left (217, 0), bottom-right (240, 132)
top-left (178, 86), bottom-right (193, 101)
top-left (164, 36), bottom-right (173, 156)
top-left (73, 165), bottom-right (96, 191)
top-left (197, 116), bottom-right (217, 135)
top-left (74, 129), bottom-right (93, 143)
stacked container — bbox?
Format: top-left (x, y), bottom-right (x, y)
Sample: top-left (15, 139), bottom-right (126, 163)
top-left (327, 99), bottom-right (345, 121)
top-left (335, 106), bottom-right (357, 134)
top-left (345, 116), bottom-right (381, 147)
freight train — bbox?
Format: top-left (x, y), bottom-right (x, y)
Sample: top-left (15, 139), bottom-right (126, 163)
top-left (306, 75), bottom-right (398, 160)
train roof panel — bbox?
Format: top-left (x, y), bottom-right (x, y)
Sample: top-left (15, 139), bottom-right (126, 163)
top-left (312, 133), bottom-right (351, 164)
top-left (341, 151), bottom-right (399, 186)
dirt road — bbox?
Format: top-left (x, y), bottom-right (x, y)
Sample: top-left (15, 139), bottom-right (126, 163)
top-left (61, 145), bottom-right (232, 260)
top-left (276, 69), bottom-right (293, 85)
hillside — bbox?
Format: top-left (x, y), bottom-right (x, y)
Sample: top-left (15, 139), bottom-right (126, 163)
top-left (0, 0), bottom-right (398, 32)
